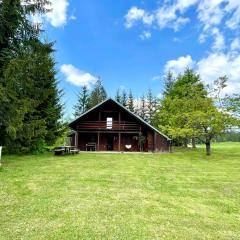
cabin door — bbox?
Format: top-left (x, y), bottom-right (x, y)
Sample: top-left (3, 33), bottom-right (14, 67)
top-left (106, 134), bottom-right (114, 151)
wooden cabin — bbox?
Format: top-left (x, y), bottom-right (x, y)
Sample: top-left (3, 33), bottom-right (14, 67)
top-left (69, 98), bottom-right (171, 152)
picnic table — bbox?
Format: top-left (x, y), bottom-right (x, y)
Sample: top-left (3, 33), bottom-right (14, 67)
top-left (53, 146), bottom-right (79, 156)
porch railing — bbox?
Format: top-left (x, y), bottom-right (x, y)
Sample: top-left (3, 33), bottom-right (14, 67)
top-left (77, 121), bottom-right (140, 131)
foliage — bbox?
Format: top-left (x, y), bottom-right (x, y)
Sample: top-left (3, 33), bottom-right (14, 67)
top-left (215, 131), bottom-right (240, 142)
top-left (154, 69), bottom-right (205, 145)
top-left (127, 89), bottom-right (134, 112)
top-left (74, 85), bottom-right (89, 117)
top-left (115, 88), bottom-right (135, 112)
top-left (153, 68), bottom-right (239, 155)
top-left (139, 95), bottom-right (147, 120)
top-left (0, 0), bottom-right (62, 153)
top-left (87, 78), bottom-right (107, 109)
top-left (163, 70), bottom-right (175, 96)
top-left (145, 88), bottom-right (157, 124)
top-left (222, 94), bottom-right (240, 118)
top-left (120, 90), bottom-right (127, 107)
top-left (115, 88), bottom-right (121, 103)
top-left (133, 132), bottom-right (146, 151)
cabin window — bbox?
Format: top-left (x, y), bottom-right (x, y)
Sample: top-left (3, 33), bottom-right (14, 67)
top-left (106, 117), bottom-right (113, 129)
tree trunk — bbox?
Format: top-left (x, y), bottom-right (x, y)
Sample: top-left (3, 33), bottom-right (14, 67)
top-left (192, 137), bottom-right (196, 148)
top-left (205, 140), bottom-right (211, 156)
top-left (183, 139), bottom-right (188, 148)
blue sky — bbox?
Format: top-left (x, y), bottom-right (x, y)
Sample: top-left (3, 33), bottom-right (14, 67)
top-left (39, 0), bottom-right (240, 117)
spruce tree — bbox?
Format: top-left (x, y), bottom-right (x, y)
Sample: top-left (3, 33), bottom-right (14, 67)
top-left (33, 41), bottom-right (63, 146)
top-left (87, 78), bottom-right (107, 109)
top-left (115, 88), bottom-right (121, 103)
top-left (2, 40), bottom-right (63, 152)
top-left (0, 0), bottom-right (63, 152)
top-left (121, 90), bottom-right (127, 107)
top-left (127, 90), bottom-right (135, 112)
top-left (164, 70), bottom-right (175, 96)
top-left (146, 88), bottom-right (157, 124)
top-left (74, 85), bottom-right (89, 117)
top-left (139, 95), bottom-right (147, 120)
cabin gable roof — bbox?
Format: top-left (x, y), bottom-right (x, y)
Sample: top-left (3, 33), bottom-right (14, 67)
top-left (69, 98), bottom-right (171, 141)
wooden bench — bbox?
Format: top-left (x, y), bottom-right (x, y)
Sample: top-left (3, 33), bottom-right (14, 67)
top-left (53, 147), bottom-right (66, 156)
top-left (53, 146), bottom-right (79, 156)
top-left (70, 149), bottom-right (79, 154)
top-left (86, 142), bottom-right (96, 151)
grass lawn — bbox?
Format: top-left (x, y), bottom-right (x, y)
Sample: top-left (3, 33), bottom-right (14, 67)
top-left (0, 142), bottom-right (240, 239)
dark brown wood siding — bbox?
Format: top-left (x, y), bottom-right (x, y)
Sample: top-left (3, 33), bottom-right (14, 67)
top-left (154, 132), bottom-right (170, 152)
top-left (147, 130), bottom-right (154, 152)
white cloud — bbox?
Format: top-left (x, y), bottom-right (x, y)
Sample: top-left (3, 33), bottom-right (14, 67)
top-left (152, 75), bottom-right (161, 81)
top-left (61, 64), bottom-right (97, 87)
top-left (46, 0), bottom-right (69, 27)
top-left (155, 5), bottom-right (178, 29)
top-left (125, 0), bottom-right (196, 32)
top-left (140, 31), bottom-right (152, 40)
top-left (30, 0), bottom-right (71, 27)
top-left (155, 5), bottom-right (190, 31)
top-left (69, 14), bottom-right (77, 21)
top-left (164, 55), bottom-right (194, 75)
top-left (119, 85), bottom-right (126, 90)
top-left (197, 52), bottom-right (240, 94)
top-left (198, 33), bottom-right (207, 43)
top-left (225, 0), bottom-right (240, 30)
top-left (176, 0), bottom-right (199, 12)
top-left (125, 1), bottom-right (240, 50)
top-left (211, 28), bottom-right (225, 51)
top-left (197, 1), bottom-right (240, 47)
top-left (231, 38), bottom-right (240, 51)
top-left (124, 6), bottom-right (154, 28)
top-left (197, 1), bottom-right (224, 31)
top-left (164, 52), bottom-right (240, 95)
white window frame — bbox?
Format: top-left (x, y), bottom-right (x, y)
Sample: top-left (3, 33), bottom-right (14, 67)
top-left (106, 117), bottom-right (113, 129)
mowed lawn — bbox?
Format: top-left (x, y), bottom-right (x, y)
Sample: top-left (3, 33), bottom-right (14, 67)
top-left (0, 143), bottom-right (240, 239)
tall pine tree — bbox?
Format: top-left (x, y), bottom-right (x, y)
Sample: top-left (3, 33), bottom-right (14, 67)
top-left (115, 88), bottom-right (121, 103)
top-left (127, 90), bottom-right (135, 112)
top-left (74, 85), bottom-right (89, 117)
top-left (0, 0), bottom-right (63, 152)
top-left (164, 70), bottom-right (175, 96)
top-left (87, 78), bottom-right (107, 109)
top-left (139, 95), bottom-right (147, 120)
top-left (146, 88), bottom-right (157, 124)
top-left (121, 90), bottom-right (127, 107)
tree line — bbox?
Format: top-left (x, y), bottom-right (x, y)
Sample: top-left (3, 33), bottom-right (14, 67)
top-left (0, 0), bottom-right (62, 153)
top-left (74, 82), bottom-right (158, 124)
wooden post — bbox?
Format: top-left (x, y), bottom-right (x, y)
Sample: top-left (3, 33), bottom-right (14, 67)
top-left (118, 111), bottom-right (121, 151)
top-left (75, 131), bottom-right (78, 149)
top-left (97, 132), bottom-right (100, 151)
top-left (118, 132), bottom-right (121, 151)
top-left (118, 111), bottom-right (121, 129)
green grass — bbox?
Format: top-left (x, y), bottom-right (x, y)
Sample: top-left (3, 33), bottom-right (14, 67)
top-left (0, 142), bottom-right (240, 239)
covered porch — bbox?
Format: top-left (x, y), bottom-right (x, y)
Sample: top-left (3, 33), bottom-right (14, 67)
top-left (71, 131), bottom-right (149, 152)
